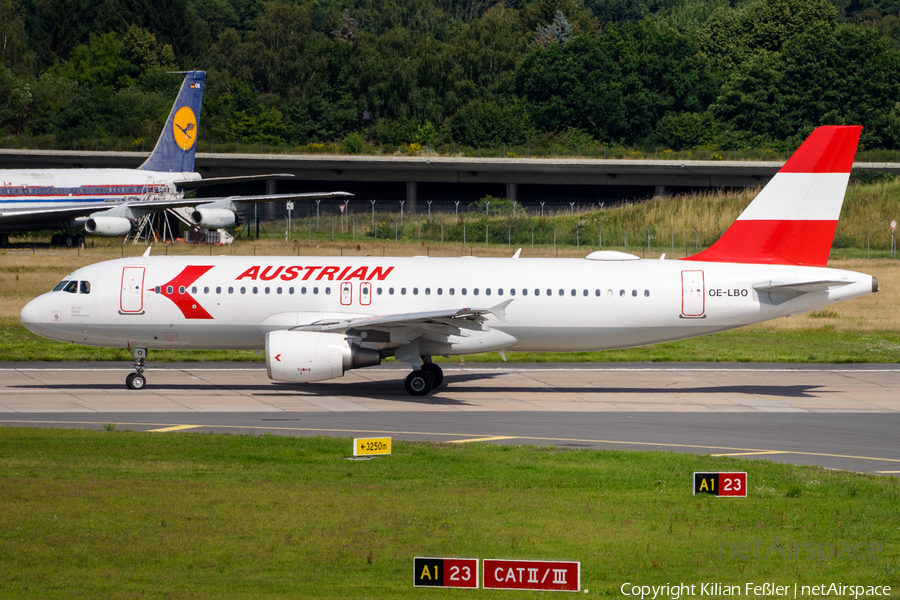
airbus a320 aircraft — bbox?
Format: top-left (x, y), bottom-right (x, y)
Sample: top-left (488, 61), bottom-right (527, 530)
top-left (0, 70), bottom-right (349, 247)
top-left (21, 126), bottom-right (877, 395)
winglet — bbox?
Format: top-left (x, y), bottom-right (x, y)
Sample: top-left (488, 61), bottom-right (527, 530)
top-left (143, 247), bottom-right (152, 257)
top-left (487, 299), bottom-right (513, 322)
top-left (139, 70), bottom-right (205, 173)
top-left (512, 248), bottom-right (522, 259)
top-left (684, 125), bottom-right (861, 267)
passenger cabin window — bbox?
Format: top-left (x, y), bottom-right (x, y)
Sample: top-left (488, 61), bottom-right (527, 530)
top-left (644, 290), bottom-right (650, 297)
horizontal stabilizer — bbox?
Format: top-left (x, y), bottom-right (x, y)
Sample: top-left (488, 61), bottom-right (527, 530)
top-left (753, 280), bottom-right (851, 295)
top-left (753, 279), bottom-right (852, 305)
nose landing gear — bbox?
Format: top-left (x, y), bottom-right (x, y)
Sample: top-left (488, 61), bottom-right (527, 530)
top-left (126, 347), bottom-right (148, 390)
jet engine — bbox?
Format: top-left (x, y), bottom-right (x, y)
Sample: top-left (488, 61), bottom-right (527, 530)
top-left (190, 208), bottom-right (238, 229)
top-left (84, 216), bottom-right (133, 236)
top-left (265, 330), bottom-right (380, 383)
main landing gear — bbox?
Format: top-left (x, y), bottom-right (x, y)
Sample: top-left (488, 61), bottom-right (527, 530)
top-left (50, 233), bottom-right (85, 248)
top-left (125, 347), bottom-right (148, 390)
top-left (403, 359), bottom-right (444, 396)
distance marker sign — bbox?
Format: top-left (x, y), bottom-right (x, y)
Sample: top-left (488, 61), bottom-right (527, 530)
top-left (353, 437), bottom-right (391, 456)
top-left (694, 472), bottom-right (747, 496)
top-left (413, 557), bottom-right (478, 588)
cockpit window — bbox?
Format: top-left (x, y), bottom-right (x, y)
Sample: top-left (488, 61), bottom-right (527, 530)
top-left (53, 280), bottom-right (69, 292)
top-left (62, 281), bottom-right (78, 294)
top-left (79, 281), bottom-right (91, 294)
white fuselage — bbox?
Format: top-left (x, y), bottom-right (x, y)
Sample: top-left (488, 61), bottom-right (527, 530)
top-left (0, 169), bottom-right (201, 211)
top-left (20, 255), bottom-right (875, 353)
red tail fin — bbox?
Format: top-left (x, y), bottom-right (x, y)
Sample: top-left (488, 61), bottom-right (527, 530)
top-left (683, 126), bottom-right (861, 267)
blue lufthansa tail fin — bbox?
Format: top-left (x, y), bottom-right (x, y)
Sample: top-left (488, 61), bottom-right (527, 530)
top-left (139, 70), bottom-right (205, 173)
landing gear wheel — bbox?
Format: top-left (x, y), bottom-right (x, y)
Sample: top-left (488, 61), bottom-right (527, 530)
top-left (0, 233), bottom-right (8, 248)
top-left (125, 347), bottom-right (148, 390)
top-left (74, 234), bottom-right (85, 247)
top-left (405, 370), bottom-right (434, 396)
top-left (125, 373), bottom-right (146, 390)
top-left (421, 363), bottom-right (443, 388)
top-left (64, 234), bottom-right (75, 248)
top-left (51, 233), bottom-right (63, 246)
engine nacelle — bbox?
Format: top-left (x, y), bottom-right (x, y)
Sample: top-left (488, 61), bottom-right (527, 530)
top-left (85, 216), bottom-right (133, 236)
top-left (190, 208), bottom-right (237, 229)
top-left (265, 330), bottom-right (380, 383)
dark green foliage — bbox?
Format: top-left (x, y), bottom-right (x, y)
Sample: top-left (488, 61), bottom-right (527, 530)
top-left (7, 0), bottom-right (900, 148)
top-left (449, 99), bottom-right (533, 146)
top-left (654, 111), bottom-right (719, 148)
top-left (517, 21), bottom-right (714, 142)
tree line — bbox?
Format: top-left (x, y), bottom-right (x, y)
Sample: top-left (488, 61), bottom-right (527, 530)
top-left (3, 0), bottom-right (900, 151)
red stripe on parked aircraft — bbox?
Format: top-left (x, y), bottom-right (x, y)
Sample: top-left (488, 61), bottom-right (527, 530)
top-left (683, 220), bottom-right (838, 266)
top-left (779, 126), bottom-right (861, 174)
top-left (158, 265), bottom-right (215, 319)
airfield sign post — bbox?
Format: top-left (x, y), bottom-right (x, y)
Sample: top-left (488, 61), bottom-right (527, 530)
top-left (285, 201), bottom-right (293, 240)
top-left (413, 558), bottom-right (478, 588)
top-left (693, 472), bottom-right (747, 497)
top-left (891, 220), bottom-right (896, 259)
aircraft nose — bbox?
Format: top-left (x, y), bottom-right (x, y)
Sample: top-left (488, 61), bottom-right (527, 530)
top-left (20, 297), bottom-right (44, 334)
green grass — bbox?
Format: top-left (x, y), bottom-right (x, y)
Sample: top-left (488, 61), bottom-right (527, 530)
top-left (0, 428), bottom-right (896, 599)
top-left (2, 320), bottom-right (899, 363)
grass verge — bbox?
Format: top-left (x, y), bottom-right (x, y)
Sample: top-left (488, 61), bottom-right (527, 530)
top-left (2, 319), bottom-right (899, 363)
top-left (0, 428), bottom-right (896, 599)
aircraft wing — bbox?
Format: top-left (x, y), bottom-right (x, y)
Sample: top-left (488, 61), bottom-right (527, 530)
top-left (0, 191), bottom-right (352, 230)
top-left (172, 174), bottom-right (296, 188)
top-left (107, 191), bottom-right (352, 213)
top-left (293, 300), bottom-right (514, 334)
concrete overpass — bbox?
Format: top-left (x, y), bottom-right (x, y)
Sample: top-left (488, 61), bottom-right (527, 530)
top-left (2, 149), bottom-right (898, 214)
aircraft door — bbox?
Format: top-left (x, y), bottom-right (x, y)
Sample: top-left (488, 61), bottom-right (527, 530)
top-left (340, 282), bottom-right (352, 306)
top-left (360, 282), bottom-right (372, 306)
top-left (681, 270), bottom-right (705, 318)
top-left (120, 267), bottom-right (145, 313)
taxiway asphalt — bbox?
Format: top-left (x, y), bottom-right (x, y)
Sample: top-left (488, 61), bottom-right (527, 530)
top-left (1, 362), bottom-right (897, 475)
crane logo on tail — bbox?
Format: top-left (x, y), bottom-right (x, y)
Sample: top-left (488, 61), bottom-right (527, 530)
top-left (172, 107), bottom-right (197, 151)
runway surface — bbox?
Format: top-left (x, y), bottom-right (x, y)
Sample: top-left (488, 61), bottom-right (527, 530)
top-left (1, 362), bottom-right (898, 475)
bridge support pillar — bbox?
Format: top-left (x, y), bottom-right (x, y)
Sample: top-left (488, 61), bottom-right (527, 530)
top-left (406, 181), bottom-right (418, 214)
top-left (266, 180), bottom-right (278, 219)
top-left (506, 182), bottom-right (518, 202)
